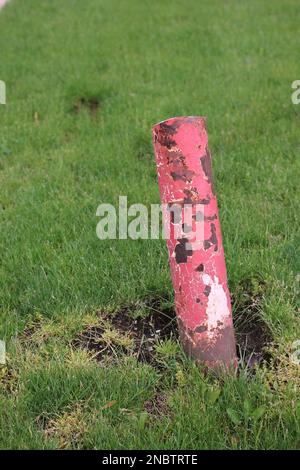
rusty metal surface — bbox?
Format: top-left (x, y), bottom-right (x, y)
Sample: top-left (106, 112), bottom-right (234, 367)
top-left (152, 116), bottom-right (237, 370)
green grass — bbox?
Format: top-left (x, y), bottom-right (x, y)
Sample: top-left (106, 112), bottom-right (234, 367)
top-left (0, 0), bottom-right (300, 449)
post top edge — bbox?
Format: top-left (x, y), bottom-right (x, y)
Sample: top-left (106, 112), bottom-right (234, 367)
top-left (153, 116), bottom-right (207, 129)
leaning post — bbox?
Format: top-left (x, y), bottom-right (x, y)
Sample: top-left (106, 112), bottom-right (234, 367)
top-left (152, 116), bottom-right (237, 370)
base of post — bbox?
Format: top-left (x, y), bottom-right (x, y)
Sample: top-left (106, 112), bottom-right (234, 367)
top-left (177, 317), bottom-right (237, 372)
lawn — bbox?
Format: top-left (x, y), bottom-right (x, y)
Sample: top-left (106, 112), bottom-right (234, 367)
top-left (0, 0), bottom-right (300, 450)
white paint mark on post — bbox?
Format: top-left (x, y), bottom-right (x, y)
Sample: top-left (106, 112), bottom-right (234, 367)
top-left (202, 274), bottom-right (231, 339)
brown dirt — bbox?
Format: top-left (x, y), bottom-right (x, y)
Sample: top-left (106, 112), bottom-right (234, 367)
top-left (73, 297), bottom-right (178, 368)
top-left (144, 392), bottom-right (172, 418)
top-left (74, 282), bottom-right (273, 370)
top-left (232, 279), bottom-right (273, 368)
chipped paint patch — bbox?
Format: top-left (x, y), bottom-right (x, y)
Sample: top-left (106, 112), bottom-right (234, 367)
top-left (0, 0), bottom-right (10, 10)
top-left (202, 274), bottom-right (231, 339)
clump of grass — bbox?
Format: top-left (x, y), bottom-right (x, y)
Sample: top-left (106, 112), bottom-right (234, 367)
top-left (43, 404), bottom-right (87, 449)
top-left (263, 344), bottom-right (300, 400)
top-left (0, 364), bottom-right (19, 396)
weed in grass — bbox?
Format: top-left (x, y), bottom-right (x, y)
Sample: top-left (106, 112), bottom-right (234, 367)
top-left (264, 344), bottom-right (300, 400)
top-left (0, 364), bottom-right (19, 395)
top-left (43, 404), bottom-right (87, 449)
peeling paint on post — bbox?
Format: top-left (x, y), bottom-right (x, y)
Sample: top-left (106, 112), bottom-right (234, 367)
top-left (152, 116), bottom-right (237, 370)
top-left (0, 0), bottom-right (9, 10)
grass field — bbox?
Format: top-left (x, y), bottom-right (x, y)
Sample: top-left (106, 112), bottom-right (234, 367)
top-left (0, 0), bottom-right (300, 450)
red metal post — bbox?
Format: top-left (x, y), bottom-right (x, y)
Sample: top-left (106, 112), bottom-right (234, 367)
top-left (152, 116), bottom-right (237, 370)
